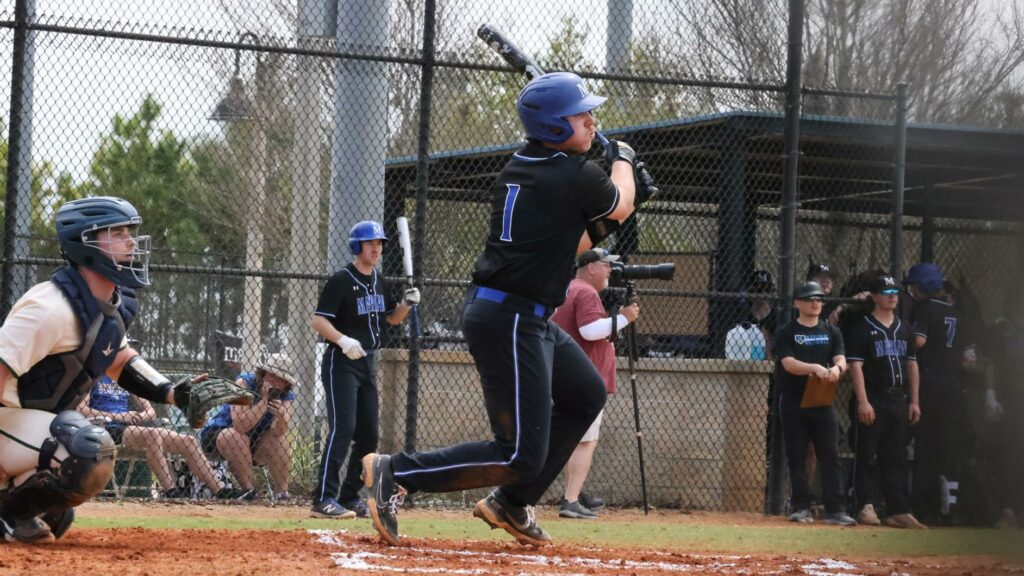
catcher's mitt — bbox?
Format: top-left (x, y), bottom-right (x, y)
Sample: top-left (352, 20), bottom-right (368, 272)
top-left (173, 376), bottom-right (256, 428)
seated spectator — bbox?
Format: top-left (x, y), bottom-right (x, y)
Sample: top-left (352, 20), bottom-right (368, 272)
top-left (79, 375), bottom-right (240, 499)
top-left (201, 353), bottom-right (297, 500)
top-left (725, 270), bottom-right (774, 360)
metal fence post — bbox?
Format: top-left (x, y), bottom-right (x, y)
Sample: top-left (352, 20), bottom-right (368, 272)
top-left (767, 0), bottom-right (805, 516)
top-left (890, 82), bottom-right (909, 276)
top-left (1, 0), bottom-right (30, 318)
top-left (403, 0), bottom-right (437, 456)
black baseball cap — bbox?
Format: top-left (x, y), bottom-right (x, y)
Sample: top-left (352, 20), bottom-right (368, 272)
top-left (806, 262), bottom-right (834, 281)
top-left (747, 270), bottom-right (774, 294)
top-left (794, 281), bottom-right (826, 300)
top-left (870, 274), bottom-right (900, 294)
top-left (577, 248), bottom-right (620, 268)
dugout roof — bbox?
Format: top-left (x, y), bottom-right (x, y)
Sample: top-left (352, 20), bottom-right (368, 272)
top-left (386, 111), bottom-right (1024, 223)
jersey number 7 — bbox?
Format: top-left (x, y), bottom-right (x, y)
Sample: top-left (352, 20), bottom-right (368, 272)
top-left (944, 316), bottom-right (957, 348)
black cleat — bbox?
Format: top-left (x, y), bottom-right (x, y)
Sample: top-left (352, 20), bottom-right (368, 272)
top-left (363, 453), bottom-right (405, 546)
top-left (2, 516), bottom-right (55, 545)
top-left (579, 491), bottom-right (606, 511)
top-left (41, 508), bottom-right (75, 539)
top-left (473, 490), bottom-right (551, 546)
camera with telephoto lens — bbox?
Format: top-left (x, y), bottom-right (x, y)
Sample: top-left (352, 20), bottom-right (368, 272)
top-left (609, 261), bottom-right (676, 285)
top-left (266, 387), bottom-right (283, 401)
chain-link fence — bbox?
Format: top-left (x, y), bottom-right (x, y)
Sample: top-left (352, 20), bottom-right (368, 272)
top-left (3, 0), bottom-right (1022, 514)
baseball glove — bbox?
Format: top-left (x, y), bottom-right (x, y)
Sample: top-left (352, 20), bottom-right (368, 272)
top-left (173, 375), bottom-right (256, 428)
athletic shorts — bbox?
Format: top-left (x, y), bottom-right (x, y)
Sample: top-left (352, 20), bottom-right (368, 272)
top-left (201, 417), bottom-right (272, 459)
top-left (580, 409), bottom-right (604, 442)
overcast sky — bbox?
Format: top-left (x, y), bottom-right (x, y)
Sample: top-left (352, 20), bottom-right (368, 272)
top-left (1, 0), bottom-right (1019, 181)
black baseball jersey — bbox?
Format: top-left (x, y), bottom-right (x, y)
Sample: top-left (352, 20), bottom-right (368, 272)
top-left (845, 314), bottom-right (917, 391)
top-left (910, 298), bottom-right (973, 376)
top-left (772, 319), bottom-right (845, 393)
top-left (314, 263), bottom-right (397, 351)
top-left (471, 141), bottom-right (619, 308)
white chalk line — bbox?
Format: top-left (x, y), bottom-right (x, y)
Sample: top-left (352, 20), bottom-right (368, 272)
top-left (308, 529), bottom-right (869, 575)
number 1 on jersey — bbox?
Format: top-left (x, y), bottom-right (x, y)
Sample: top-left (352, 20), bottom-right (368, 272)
top-left (500, 183), bottom-right (521, 242)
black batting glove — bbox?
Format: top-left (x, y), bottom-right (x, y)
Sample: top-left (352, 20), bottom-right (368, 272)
top-left (604, 140), bottom-right (636, 166)
top-left (634, 161), bottom-right (659, 206)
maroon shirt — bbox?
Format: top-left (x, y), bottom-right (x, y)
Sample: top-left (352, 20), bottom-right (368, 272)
top-left (551, 278), bottom-right (617, 394)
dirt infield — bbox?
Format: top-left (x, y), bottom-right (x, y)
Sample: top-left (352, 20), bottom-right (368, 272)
top-left (1, 502), bottom-right (1021, 575)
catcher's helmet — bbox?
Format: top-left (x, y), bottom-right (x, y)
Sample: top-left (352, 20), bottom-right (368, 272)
top-left (55, 196), bottom-right (151, 288)
top-left (348, 220), bottom-right (388, 255)
top-left (516, 72), bottom-right (606, 144)
top-left (903, 262), bottom-right (944, 292)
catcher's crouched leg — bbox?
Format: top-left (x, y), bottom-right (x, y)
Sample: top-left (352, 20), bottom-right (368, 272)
top-left (1, 411), bottom-right (114, 536)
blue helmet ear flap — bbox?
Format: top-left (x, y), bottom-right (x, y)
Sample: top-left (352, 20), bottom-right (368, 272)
top-left (516, 72), bottom-right (606, 144)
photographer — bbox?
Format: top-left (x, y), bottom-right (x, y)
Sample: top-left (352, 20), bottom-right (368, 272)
top-left (200, 353), bottom-right (297, 500)
top-left (551, 248), bottom-right (639, 519)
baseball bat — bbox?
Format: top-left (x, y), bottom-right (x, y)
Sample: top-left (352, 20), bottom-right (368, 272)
top-left (396, 217), bottom-right (420, 338)
top-left (476, 24), bottom-right (611, 150)
top-left (477, 23), bottom-right (659, 202)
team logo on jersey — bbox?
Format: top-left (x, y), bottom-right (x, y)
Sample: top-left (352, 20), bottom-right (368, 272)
top-left (357, 294), bottom-right (386, 316)
top-left (873, 339), bottom-right (908, 357)
top-left (794, 334), bottom-right (830, 346)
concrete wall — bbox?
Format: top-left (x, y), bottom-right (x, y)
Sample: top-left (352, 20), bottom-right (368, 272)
top-left (377, 349), bottom-right (772, 512)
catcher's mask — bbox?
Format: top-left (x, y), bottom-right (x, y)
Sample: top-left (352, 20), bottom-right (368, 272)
top-left (55, 196), bottom-right (151, 289)
top-left (258, 352), bottom-right (298, 391)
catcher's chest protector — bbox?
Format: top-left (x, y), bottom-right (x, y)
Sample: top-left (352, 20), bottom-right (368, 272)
top-left (18, 266), bottom-right (138, 412)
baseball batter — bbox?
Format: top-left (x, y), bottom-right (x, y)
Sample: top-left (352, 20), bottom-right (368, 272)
top-left (0, 196), bottom-right (250, 544)
top-left (362, 71), bottom-right (650, 546)
top-left (310, 221), bottom-right (419, 519)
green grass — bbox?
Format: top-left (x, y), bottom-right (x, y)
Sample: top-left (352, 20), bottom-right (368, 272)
top-left (75, 514), bottom-right (1024, 559)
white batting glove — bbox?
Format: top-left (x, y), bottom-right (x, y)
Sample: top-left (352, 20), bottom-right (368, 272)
top-left (985, 389), bottom-right (1004, 421)
top-left (402, 287), bottom-right (421, 306)
top-left (336, 335), bottom-right (366, 360)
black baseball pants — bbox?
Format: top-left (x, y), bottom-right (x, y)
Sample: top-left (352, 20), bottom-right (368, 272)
top-left (314, 348), bottom-right (379, 504)
top-left (390, 296), bottom-right (607, 506)
top-left (849, 388), bottom-right (911, 515)
top-left (779, 390), bottom-right (846, 514)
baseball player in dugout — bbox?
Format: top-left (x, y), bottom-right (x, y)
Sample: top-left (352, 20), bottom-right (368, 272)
top-left (310, 220), bottom-right (419, 519)
top-left (846, 274), bottom-right (925, 529)
top-left (0, 196), bottom-right (252, 544)
top-left (902, 262), bottom-right (976, 524)
top-left (773, 281), bottom-right (856, 526)
top-left (362, 70), bottom-right (652, 547)
top-left (550, 248), bottom-right (639, 520)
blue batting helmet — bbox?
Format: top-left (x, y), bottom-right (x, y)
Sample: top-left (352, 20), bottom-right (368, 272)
top-left (55, 196), bottom-right (151, 288)
top-left (516, 72), bottom-right (606, 144)
top-left (348, 220), bottom-right (388, 255)
top-left (903, 262), bottom-right (944, 292)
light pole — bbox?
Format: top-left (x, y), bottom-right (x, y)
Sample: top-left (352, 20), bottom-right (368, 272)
top-left (211, 32), bottom-right (268, 371)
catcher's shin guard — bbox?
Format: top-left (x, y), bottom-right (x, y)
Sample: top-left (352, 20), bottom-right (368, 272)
top-left (1, 411), bottom-right (115, 520)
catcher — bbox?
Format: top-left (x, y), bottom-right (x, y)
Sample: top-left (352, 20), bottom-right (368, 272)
top-left (0, 196), bottom-right (254, 544)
